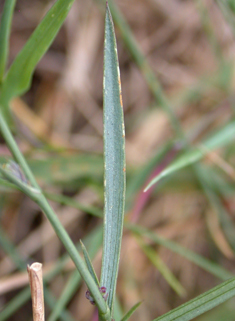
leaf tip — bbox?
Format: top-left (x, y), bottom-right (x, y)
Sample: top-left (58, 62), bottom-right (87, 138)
top-left (80, 239), bottom-right (85, 248)
top-left (143, 186), bottom-right (149, 193)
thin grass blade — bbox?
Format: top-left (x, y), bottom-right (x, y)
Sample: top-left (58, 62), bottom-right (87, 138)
top-left (100, 3), bottom-right (126, 315)
top-left (81, 240), bottom-right (100, 286)
top-left (195, 164), bottom-right (235, 254)
top-left (127, 223), bottom-right (233, 281)
top-left (0, 0), bottom-right (76, 118)
top-left (120, 301), bottom-right (142, 321)
top-left (153, 276), bottom-right (235, 321)
top-left (137, 238), bottom-right (186, 296)
top-left (145, 121), bottom-right (235, 191)
top-left (0, 0), bottom-right (16, 83)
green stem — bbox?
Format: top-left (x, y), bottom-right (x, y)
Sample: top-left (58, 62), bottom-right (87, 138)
top-left (36, 197), bottom-right (109, 318)
top-left (0, 0), bottom-right (16, 83)
top-left (0, 111), bottom-right (110, 321)
top-left (0, 111), bottom-right (38, 187)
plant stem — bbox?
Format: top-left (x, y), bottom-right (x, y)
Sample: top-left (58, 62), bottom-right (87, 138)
top-left (0, 111), bottom-right (38, 187)
top-left (0, 110), bottom-right (110, 321)
top-left (0, 0), bottom-right (16, 83)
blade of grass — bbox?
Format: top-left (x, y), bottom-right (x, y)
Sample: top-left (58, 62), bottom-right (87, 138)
top-left (126, 142), bottom-right (173, 210)
top-left (100, 3), bottom-right (126, 315)
top-left (120, 302), bottom-right (142, 321)
top-left (144, 121), bottom-right (235, 191)
top-left (136, 237), bottom-right (186, 296)
top-left (0, 0), bottom-right (75, 119)
top-left (153, 276), bottom-right (235, 321)
top-left (0, 0), bottom-right (16, 83)
top-left (81, 240), bottom-right (100, 286)
top-left (196, 0), bottom-right (223, 62)
top-left (127, 223), bottom-right (233, 281)
top-left (194, 164), bottom-right (235, 254)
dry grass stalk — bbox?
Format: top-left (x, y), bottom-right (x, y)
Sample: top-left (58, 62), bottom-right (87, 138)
top-left (27, 262), bottom-right (45, 321)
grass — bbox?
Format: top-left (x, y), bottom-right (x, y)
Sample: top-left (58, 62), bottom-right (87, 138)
top-left (1, 0), bottom-right (235, 321)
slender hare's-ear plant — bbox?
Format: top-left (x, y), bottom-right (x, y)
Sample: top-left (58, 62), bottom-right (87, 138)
top-left (1, 1), bottom-right (235, 321)
top-left (0, 0), bottom-right (124, 320)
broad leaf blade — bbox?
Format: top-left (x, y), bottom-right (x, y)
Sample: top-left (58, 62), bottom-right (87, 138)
top-left (0, 0), bottom-right (75, 115)
top-left (153, 276), bottom-right (235, 321)
top-left (145, 121), bottom-right (235, 191)
top-left (100, 3), bottom-right (126, 315)
top-left (0, 0), bottom-right (16, 83)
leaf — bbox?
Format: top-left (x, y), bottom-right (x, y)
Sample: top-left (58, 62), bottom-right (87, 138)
top-left (48, 227), bottom-right (103, 321)
top-left (0, 0), bottom-right (76, 118)
top-left (120, 301), bottom-right (142, 321)
top-left (0, 0), bottom-right (16, 83)
top-left (127, 223), bottom-right (233, 281)
top-left (137, 238), bottom-right (186, 296)
top-left (195, 164), bottom-right (235, 255)
top-left (196, 301), bottom-right (235, 321)
top-left (80, 240), bottom-right (100, 287)
top-left (144, 121), bottom-right (235, 191)
top-left (153, 276), bottom-right (235, 321)
top-left (100, 3), bottom-right (126, 315)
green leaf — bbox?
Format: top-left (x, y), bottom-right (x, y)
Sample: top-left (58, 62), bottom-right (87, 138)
top-left (195, 164), bottom-right (235, 254)
top-left (196, 300), bottom-right (235, 321)
top-left (153, 276), bottom-right (235, 321)
top-left (0, 0), bottom-right (16, 83)
top-left (0, 0), bottom-right (75, 117)
top-left (48, 227), bottom-right (103, 321)
top-left (137, 238), bottom-right (186, 296)
top-left (127, 223), bottom-right (233, 281)
top-left (120, 301), bottom-right (142, 321)
top-left (81, 240), bottom-right (100, 287)
top-left (144, 121), bottom-right (235, 191)
top-left (100, 3), bottom-right (126, 315)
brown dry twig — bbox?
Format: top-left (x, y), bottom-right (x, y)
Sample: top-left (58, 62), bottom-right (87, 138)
top-left (27, 262), bottom-right (45, 321)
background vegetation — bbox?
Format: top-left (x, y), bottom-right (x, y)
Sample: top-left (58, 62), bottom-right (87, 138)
top-left (1, 0), bottom-right (235, 320)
